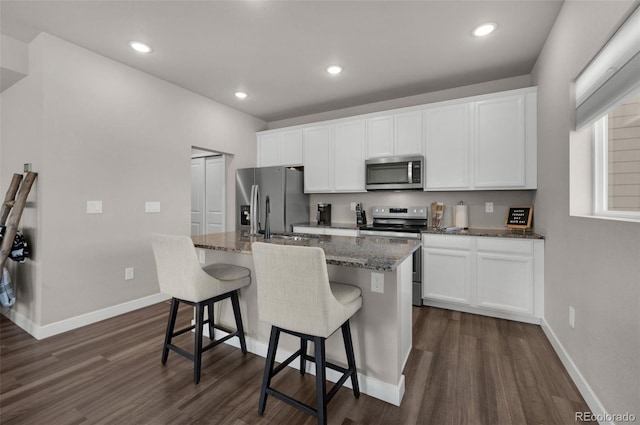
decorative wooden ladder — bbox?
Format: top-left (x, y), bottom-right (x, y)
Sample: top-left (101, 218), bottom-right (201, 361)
top-left (0, 172), bottom-right (38, 270)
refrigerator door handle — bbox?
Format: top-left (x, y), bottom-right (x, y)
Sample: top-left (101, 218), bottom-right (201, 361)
top-left (249, 185), bottom-right (256, 234)
top-left (251, 184), bottom-right (260, 234)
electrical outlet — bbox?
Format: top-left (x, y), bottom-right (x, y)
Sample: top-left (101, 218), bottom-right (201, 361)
top-left (485, 202), bottom-right (494, 213)
top-left (350, 202), bottom-right (357, 211)
top-left (569, 306), bottom-right (575, 329)
top-left (125, 267), bottom-right (134, 281)
top-left (198, 249), bottom-right (206, 264)
top-left (371, 272), bottom-right (384, 294)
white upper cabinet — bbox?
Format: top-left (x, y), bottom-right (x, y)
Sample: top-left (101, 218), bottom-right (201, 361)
top-left (366, 110), bottom-right (423, 158)
top-left (474, 95), bottom-right (525, 188)
top-left (258, 87), bottom-right (537, 192)
top-left (302, 120), bottom-right (366, 193)
top-left (257, 129), bottom-right (303, 167)
top-left (424, 103), bottom-right (472, 190)
top-left (394, 110), bottom-right (423, 156)
top-left (367, 115), bottom-right (394, 158)
top-left (302, 125), bottom-right (332, 192)
top-left (424, 88), bottom-right (537, 190)
top-left (333, 120), bottom-right (366, 192)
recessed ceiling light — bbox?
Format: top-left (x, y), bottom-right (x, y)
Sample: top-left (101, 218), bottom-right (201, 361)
top-left (235, 91), bottom-right (248, 99)
top-left (129, 41), bottom-right (152, 53)
top-left (472, 23), bottom-right (497, 37)
top-left (326, 65), bottom-right (343, 75)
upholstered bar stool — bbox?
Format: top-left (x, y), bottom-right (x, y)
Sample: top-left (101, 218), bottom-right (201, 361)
top-left (151, 234), bottom-right (251, 384)
top-left (251, 242), bottom-right (362, 425)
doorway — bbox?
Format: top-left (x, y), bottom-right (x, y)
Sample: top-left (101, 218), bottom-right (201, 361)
top-left (191, 148), bottom-right (226, 236)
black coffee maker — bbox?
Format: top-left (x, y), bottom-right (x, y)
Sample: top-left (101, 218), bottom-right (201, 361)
top-left (355, 203), bottom-right (367, 225)
top-left (317, 203), bottom-right (331, 225)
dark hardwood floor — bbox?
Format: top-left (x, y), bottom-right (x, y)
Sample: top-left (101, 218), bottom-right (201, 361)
top-left (0, 302), bottom-right (590, 424)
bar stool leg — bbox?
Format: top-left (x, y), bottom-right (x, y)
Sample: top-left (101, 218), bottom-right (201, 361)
top-left (162, 298), bottom-right (180, 364)
top-left (300, 338), bottom-right (307, 375)
top-left (230, 291), bottom-right (247, 354)
top-left (314, 336), bottom-right (327, 425)
top-left (194, 302), bottom-right (205, 384)
top-left (259, 326), bottom-right (280, 415)
top-left (206, 300), bottom-right (215, 340)
top-left (342, 321), bottom-right (360, 398)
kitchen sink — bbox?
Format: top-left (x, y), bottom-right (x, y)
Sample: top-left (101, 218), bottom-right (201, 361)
top-left (242, 232), bottom-right (318, 241)
top-left (270, 234), bottom-right (318, 241)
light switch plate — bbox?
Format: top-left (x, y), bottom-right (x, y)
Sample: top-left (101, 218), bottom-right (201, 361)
top-left (485, 202), bottom-right (494, 213)
top-left (371, 272), bottom-right (384, 294)
top-left (125, 267), bottom-right (134, 280)
top-left (199, 250), bottom-right (206, 264)
top-left (86, 201), bottom-right (103, 214)
top-left (569, 306), bottom-right (575, 329)
top-left (145, 201), bottom-right (161, 213)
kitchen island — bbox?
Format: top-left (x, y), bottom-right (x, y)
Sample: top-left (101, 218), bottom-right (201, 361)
top-left (192, 231), bottom-right (420, 406)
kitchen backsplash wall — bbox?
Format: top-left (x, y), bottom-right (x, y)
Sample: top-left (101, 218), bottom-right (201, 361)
top-left (308, 190), bottom-right (536, 229)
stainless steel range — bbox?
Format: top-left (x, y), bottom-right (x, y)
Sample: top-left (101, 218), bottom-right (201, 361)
top-left (359, 206), bottom-right (426, 306)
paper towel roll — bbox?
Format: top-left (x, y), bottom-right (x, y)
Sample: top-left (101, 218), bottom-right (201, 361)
top-left (454, 205), bottom-right (469, 229)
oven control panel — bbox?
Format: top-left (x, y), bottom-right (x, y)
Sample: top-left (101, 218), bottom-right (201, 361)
top-left (371, 206), bottom-right (427, 219)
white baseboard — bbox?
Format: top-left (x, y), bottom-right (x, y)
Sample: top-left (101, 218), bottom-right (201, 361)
top-left (1, 293), bottom-right (171, 340)
top-left (208, 327), bottom-right (405, 406)
top-left (540, 319), bottom-right (612, 425)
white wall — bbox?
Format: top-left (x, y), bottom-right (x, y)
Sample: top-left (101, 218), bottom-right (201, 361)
top-left (531, 0), bottom-right (639, 418)
top-left (0, 33), bottom-right (265, 329)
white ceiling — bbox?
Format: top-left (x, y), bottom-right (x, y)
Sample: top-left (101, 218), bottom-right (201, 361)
top-left (0, 0), bottom-right (564, 122)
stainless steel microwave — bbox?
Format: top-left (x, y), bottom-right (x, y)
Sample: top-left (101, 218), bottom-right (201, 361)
top-left (365, 155), bottom-right (424, 191)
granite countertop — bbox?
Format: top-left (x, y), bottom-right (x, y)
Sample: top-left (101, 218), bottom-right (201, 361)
top-left (192, 231), bottom-right (421, 272)
top-left (292, 222), bottom-right (360, 230)
top-left (422, 227), bottom-right (545, 239)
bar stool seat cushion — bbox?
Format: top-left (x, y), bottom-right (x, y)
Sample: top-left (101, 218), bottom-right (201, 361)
top-left (204, 263), bottom-right (251, 281)
top-left (329, 282), bottom-right (362, 305)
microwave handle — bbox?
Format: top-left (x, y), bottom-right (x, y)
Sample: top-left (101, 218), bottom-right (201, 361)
top-left (408, 162), bottom-right (412, 183)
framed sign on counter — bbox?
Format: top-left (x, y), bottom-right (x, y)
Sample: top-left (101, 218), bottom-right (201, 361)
top-left (506, 206), bottom-right (533, 231)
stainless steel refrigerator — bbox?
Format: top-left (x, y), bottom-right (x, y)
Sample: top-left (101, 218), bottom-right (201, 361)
top-left (236, 166), bottom-right (309, 234)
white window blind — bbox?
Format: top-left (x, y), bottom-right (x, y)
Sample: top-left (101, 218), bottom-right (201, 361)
top-left (575, 5), bottom-right (640, 131)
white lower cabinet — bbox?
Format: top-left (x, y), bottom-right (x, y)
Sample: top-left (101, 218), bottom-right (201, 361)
top-left (422, 236), bottom-right (472, 305)
top-left (423, 234), bottom-right (544, 323)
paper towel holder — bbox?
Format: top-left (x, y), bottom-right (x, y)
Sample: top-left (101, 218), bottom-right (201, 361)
top-left (454, 201), bottom-right (469, 230)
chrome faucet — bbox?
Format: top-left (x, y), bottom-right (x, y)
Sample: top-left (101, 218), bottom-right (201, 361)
top-left (264, 196), bottom-right (271, 240)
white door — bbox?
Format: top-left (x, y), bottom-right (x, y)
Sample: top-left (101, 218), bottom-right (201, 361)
top-left (191, 155), bottom-right (226, 236)
top-left (191, 158), bottom-right (205, 235)
top-left (205, 156), bottom-right (225, 234)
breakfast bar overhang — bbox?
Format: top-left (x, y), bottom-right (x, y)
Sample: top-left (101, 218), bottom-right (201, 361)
top-left (191, 231), bottom-right (420, 406)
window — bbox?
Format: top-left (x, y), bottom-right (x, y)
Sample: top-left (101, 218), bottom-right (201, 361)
top-left (594, 88), bottom-right (640, 217)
